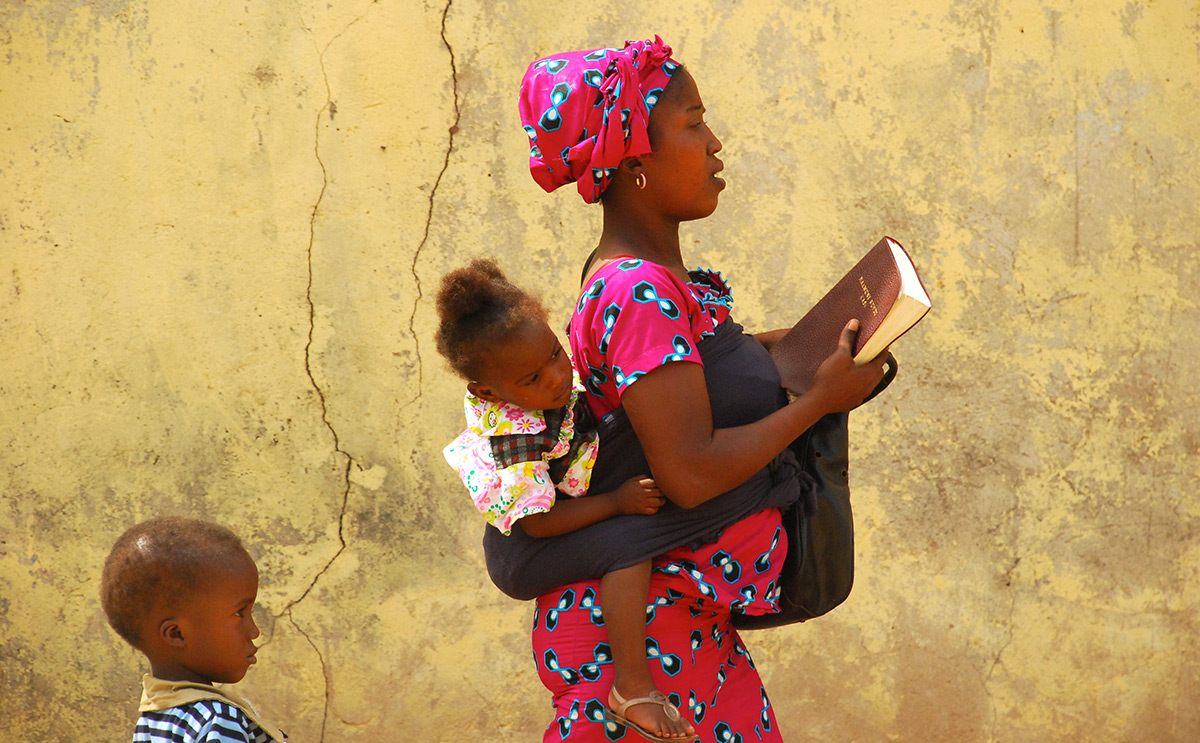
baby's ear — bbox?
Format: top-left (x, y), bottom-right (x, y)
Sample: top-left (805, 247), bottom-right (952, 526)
top-left (467, 381), bottom-right (501, 403)
top-left (159, 619), bottom-right (186, 648)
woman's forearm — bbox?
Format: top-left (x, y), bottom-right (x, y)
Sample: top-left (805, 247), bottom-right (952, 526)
top-left (623, 365), bottom-right (830, 507)
top-left (623, 320), bottom-right (886, 509)
top-left (752, 328), bottom-right (789, 352)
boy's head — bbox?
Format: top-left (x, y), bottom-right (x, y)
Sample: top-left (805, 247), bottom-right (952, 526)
top-left (101, 516), bottom-right (261, 684)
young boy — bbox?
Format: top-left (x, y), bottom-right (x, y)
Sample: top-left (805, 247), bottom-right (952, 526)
top-left (100, 516), bottom-right (287, 743)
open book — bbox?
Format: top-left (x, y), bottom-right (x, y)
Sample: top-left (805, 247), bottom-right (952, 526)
top-left (771, 236), bottom-right (931, 395)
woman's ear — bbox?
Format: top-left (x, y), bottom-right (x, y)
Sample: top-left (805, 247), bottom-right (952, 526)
top-left (467, 381), bottom-right (501, 403)
top-left (620, 155), bottom-right (645, 178)
top-left (160, 618), bottom-right (185, 648)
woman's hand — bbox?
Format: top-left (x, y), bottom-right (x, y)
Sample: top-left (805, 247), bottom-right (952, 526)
top-left (610, 476), bottom-right (665, 515)
top-left (808, 319), bottom-right (890, 412)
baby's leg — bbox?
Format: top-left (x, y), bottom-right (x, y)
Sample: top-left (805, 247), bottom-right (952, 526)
top-left (601, 561), bottom-right (696, 741)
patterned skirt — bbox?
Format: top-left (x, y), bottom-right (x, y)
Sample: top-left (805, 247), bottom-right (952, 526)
top-left (531, 509), bottom-right (787, 743)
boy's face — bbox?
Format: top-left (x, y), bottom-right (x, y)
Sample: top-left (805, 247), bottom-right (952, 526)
top-left (174, 552), bottom-right (261, 684)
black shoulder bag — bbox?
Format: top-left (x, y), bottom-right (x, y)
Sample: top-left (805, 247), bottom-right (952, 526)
top-left (733, 353), bottom-right (897, 629)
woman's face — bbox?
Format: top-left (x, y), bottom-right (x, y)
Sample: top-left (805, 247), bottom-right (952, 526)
top-left (639, 68), bottom-right (725, 221)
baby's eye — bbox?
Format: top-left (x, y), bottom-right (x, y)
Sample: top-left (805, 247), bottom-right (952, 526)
top-left (527, 374), bottom-right (539, 385)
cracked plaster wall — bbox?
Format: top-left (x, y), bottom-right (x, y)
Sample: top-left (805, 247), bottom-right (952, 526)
top-left (1, 1), bottom-right (1198, 741)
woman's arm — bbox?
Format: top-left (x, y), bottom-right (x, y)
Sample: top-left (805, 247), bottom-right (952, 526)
top-left (752, 328), bottom-right (789, 352)
top-left (518, 476), bottom-right (664, 537)
top-left (622, 320), bottom-right (887, 508)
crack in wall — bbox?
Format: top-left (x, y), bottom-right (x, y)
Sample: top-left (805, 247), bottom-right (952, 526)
top-left (282, 7), bottom-right (378, 740)
top-left (1073, 69), bottom-right (1081, 263)
top-left (404, 0), bottom-right (460, 409)
top-left (287, 610), bottom-right (332, 741)
top-left (987, 556), bottom-right (1020, 680)
top-left (985, 554), bottom-right (1020, 743)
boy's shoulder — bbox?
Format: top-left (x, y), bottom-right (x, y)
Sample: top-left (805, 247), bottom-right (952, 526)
top-left (135, 698), bottom-right (272, 743)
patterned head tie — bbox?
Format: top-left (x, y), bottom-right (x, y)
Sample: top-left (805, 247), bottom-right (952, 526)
top-left (518, 36), bottom-right (680, 204)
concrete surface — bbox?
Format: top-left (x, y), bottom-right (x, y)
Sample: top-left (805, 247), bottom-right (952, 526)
top-left (1, 1), bottom-right (1197, 741)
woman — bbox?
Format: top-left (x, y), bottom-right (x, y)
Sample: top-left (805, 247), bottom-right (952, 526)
top-left (485, 37), bottom-right (888, 742)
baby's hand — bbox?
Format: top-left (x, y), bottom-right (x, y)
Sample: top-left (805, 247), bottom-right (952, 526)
top-left (612, 476), bottom-right (665, 516)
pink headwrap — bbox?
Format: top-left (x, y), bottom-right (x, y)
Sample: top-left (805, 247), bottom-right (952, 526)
top-left (518, 36), bottom-right (680, 203)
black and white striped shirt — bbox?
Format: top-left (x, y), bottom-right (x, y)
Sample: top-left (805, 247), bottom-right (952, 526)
top-left (134, 699), bottom-right (273, 743)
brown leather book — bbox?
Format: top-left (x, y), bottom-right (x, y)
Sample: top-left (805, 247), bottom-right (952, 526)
top-left (771, 236), bottom-right (930, 395)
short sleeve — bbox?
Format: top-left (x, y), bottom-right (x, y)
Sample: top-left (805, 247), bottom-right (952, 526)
top-left (570, 259), bottom-right (714, 416)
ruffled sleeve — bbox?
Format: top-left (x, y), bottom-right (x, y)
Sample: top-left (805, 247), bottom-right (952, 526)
top-left (443, 429), bottom-right (559, 536)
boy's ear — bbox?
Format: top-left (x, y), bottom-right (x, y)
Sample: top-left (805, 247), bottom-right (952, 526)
top-left (467, 382), bottom-right (501, 403)
top-left (159, 618), bottom-right (186, 648)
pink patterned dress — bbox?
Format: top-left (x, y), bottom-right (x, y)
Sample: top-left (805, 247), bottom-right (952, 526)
top-left (531, 259), bottom-right (787, 743)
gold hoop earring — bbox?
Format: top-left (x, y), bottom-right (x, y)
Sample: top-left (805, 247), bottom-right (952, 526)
top-left (634, 173), bottom-right (647, 190)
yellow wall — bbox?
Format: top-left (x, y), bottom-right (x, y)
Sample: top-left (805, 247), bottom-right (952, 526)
top-left (2, 1), bottom-right (1197, 741)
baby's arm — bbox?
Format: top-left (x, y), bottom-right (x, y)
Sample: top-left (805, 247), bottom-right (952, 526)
top-left (519, 476), bottom-right (662, 538)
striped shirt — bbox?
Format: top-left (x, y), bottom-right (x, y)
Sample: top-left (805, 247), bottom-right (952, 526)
top-left (134, 699), bottom-right (272, 743)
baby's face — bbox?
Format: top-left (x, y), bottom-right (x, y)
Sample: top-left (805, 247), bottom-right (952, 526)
top-left (474, 319), bottom-right (575, 412)
top-left (175, 552), bottom-right (261, 684)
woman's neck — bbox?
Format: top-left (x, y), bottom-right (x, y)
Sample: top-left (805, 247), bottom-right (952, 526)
top-left (597, 204), bottom-right (689, 280)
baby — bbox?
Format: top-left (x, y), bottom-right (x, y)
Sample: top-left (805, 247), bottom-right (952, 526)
top-left (438, 259), bottom-right (696, 742)
top-left (100, 516), bottom-right (287, 743)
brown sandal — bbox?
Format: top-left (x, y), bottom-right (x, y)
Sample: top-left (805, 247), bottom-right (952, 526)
top-left (606, 687), bottom-right (697, 742)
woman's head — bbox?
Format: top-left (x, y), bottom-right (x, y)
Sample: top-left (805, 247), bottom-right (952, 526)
top-left (435, 260), bottom-right (574, 411)
top-left (626, 66), bottom-right (725, 222)
top-left (518, 36), bottom-right (681, 204)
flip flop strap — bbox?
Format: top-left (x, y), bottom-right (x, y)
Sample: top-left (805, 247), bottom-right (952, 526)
top-left (615, 690), bottom-right (682, 722)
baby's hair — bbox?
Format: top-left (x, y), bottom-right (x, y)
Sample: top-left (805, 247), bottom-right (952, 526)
top-left (100, 516), bottom-right (250, 649)
top-left (435, 259), bottom-right (548, 380)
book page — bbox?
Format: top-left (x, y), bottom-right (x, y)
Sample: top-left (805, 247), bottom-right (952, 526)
top-left (888, 237), bottom-right (930, 306)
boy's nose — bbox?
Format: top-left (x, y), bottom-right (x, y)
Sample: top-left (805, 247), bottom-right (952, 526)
top-left (248, 621), bottom-right (261, 639)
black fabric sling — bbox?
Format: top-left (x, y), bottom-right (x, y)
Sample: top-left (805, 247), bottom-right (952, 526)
top-left (483, 317), bottom-right (810, 601)
top-left (733, 353), bottom-right (896, 629)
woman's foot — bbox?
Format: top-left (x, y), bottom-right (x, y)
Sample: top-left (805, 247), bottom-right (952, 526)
top-left (607, 683), bottom-right (697, 742)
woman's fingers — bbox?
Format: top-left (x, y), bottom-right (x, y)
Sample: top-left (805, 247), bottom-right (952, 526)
top-left (837, 318), bottom-right (860, 354)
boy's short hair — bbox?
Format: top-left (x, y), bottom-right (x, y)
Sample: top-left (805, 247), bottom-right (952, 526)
top-left (100, 516), bottom-right (249, 648)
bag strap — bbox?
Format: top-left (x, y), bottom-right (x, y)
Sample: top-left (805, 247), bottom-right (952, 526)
top-left (579, 247), bottom-right (600, 286)
top-left (579, 249), bottom-right (637, 289)
top-left (861, 351), bottom-right (898, 404)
